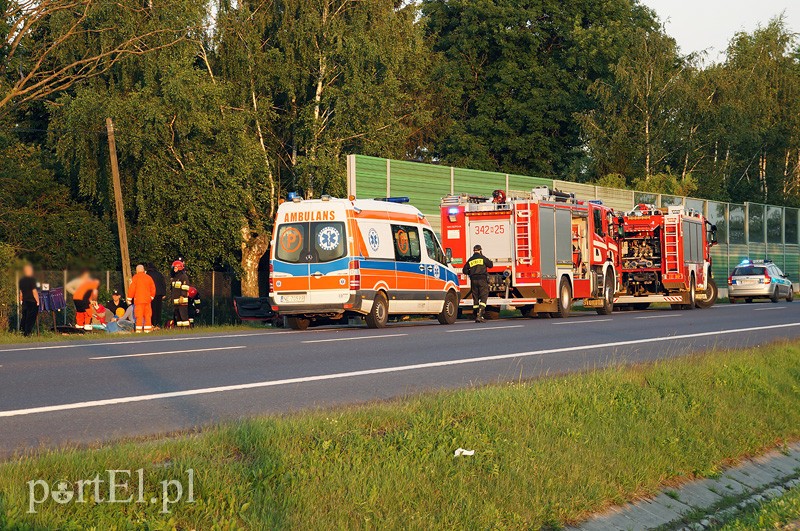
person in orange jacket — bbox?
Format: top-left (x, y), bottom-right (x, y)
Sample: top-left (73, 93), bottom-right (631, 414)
top-left (127, 264), bottom-right (156, 333)
top-left (66, 270), bottom-right (100, 331)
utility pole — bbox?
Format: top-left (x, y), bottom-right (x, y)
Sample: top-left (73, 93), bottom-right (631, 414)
top-left (106, 117), bottom-right (132, 292)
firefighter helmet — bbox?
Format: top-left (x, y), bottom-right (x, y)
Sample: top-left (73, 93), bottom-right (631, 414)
top-left (473, 244), bottom-right (482, 252)
top-left (171, 260), bottom-right (185, 271)
top-left (188, 286), bottom-right (198, 298)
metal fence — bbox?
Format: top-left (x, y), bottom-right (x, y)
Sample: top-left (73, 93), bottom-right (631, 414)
top-left (347, 155), bottom-right (800, 283)
top-left (12, 270), bottom-right (238, 332)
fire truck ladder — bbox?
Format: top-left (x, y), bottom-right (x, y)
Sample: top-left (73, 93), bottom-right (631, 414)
top-left (664, 215), bottom-right (681, 274)
top-left (515, 205), bottom-right (533, 265)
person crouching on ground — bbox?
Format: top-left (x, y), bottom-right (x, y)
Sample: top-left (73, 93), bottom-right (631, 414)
top-left (127, 264), bottom-right (156, 333)
top-left (66, 270), bottom-right (100, 331)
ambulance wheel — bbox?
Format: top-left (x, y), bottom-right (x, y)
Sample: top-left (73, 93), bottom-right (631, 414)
top-left (770, 286), bottom-right (780, 303)
top-left (551, 277), bottom-right (572, 318)
top-left (438, 291), bottom-right (458, 325)
top-left (696, 278), bottom-right (718, 309)
top-left (287, 317), bottom-right (310, 331)
top-left (596, 272), bottom-right (614, 315)
top-left (365, 292), bottom-right (389, 329)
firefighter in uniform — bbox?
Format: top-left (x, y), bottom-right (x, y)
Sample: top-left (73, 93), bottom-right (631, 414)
top-left (462, 244), bottom-right (493, 323)
top-left (127, 264), bottom-right (156, 333)
top-left (170, 259), bottom-right (191, 327)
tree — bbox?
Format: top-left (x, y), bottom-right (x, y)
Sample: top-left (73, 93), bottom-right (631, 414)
top-left (421, 0), bottom-right (658, 178)
top-left (0, 0), bottom-right (193, 115)
top-left (580, 27), bottom-right (685, 183)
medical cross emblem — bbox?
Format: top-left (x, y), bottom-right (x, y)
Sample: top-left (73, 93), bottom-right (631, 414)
top-left (368, 228), bottom-right (380, 251)
top-left (318, 226), bottom-right (340, 251)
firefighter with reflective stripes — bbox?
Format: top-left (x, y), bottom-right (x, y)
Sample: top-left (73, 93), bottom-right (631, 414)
top-left (170, 259), bottom-right (191, 327)
top-left (462, 244), bottom-right (493, 323)
top-left (127, 264), bottom-right (156, 333)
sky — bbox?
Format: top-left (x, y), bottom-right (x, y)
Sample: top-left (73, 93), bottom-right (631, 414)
top-left (639, 0), bottom-right (800, 62)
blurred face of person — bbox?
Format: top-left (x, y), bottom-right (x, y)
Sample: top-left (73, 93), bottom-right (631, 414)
top-left (23, 265), bottom-right (34, 277)
top-left (112, 294), bottom-right (120, 302)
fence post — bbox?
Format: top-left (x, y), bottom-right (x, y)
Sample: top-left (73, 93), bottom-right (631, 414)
top-left (386, 159), bottom-right (391, 198)
top-left (106, 270), bottom-right (110, 292)
top-left (63, 270), bottom-right (68, 325)
top-left (15, 270), bottom-right (20, 332)
top-left (450, 167), bottom-right (454, 194)
top-left (211, 273), bottom-right (216, 326)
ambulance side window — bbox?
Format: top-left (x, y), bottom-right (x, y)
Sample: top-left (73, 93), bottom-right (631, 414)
top-left (391, 225), bottom-right (421, 263)
top-left (423, 229), bottom-right (447, 265)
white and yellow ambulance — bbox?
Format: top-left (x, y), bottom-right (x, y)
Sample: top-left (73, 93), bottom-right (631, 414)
top-left (269, 195), bottom-right (459, 330)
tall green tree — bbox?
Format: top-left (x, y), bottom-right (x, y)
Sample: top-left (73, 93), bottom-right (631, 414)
top-left (421, 0), bottom-right (658, 178)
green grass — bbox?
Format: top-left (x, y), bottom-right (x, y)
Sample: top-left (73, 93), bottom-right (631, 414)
top-left (0, 323), bottom-right (269, 345)
top-left (3, 342), bottom-right (800, 529)
top-left (715, 484), bottom-right (800, 529)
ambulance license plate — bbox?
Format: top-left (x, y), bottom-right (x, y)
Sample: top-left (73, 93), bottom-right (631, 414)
top-left (281, 294), bottom-right (306, 303)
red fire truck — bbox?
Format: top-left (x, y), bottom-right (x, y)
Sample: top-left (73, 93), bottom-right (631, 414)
top-left (613, 204), bottom-right (718, 309)
top-left (440, 188), bottom-right (620, 318)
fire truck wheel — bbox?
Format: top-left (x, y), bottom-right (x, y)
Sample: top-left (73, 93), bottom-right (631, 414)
top-left (682, 277), bottom-right (697, 310)
top-left (552, 277), bottom-right (572, 318)
top-left (596, 272), bottom-right (614, 315)
top-left (696, 278), bottom-right (718, 309)
top-left (365, 292), bottom-right (389, 329)
top-left (287, 317), bottom-right (310, 331)
top-left (438, 291), bottom-right (458, 325)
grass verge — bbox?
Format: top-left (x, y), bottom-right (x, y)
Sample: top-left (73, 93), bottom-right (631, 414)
top-left (3, 341), bottom-right (800, 528)
top-left (715, 484), bottom-right (800, 529)
top-left (0, 323), bottom-right (269, 345)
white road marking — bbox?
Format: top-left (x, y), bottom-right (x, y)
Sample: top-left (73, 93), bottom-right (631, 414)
top-left (445, 325), bottom-right (525, 333)
top-left (3, 321), bottom-right (799, 418)
top-left (635, 314), bottom-right (681, 320)
top-left (302, 334), bottom-right (407, 344)
top-left (553, 319), bottom-right (612, 325)
top-left (0, 332), bottom-right (287, 353)
top-left (90, 346), bottom-right (246, 360)
top-left (754, 307), bottom-right (786, 311)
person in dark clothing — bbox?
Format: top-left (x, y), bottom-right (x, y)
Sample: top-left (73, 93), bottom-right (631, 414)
top-left (106, 290), bottom-right (129, 318)
top-left (170, 259), bottom-right (191, 327)
top-left (146, 263), bottom-right (166, 329)
top-left (18, 264), bottom-right (39, 336)
top-left (462, 244), bottom-right (493, 323)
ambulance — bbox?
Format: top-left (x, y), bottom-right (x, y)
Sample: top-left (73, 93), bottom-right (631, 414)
top-left (269, 195), bottom-right (460, 330)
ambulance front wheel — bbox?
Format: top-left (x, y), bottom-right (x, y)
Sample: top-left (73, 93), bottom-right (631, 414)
top-left (437, 291), bottom-right (458, 325)
top-left (366, 292), bottom-right (389, 329)
top-left (287, 317), bottom-right (310, 331)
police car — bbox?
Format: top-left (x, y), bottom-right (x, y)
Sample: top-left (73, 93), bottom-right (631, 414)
top-left (727, 259), bottom-right (794, 304)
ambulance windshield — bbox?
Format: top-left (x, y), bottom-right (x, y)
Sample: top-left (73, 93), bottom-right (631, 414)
top-left (276, 222), bottom-right (347, 263)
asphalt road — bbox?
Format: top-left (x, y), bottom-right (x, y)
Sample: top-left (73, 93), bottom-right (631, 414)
top-left (1, 302), bottom-right (800, 457)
